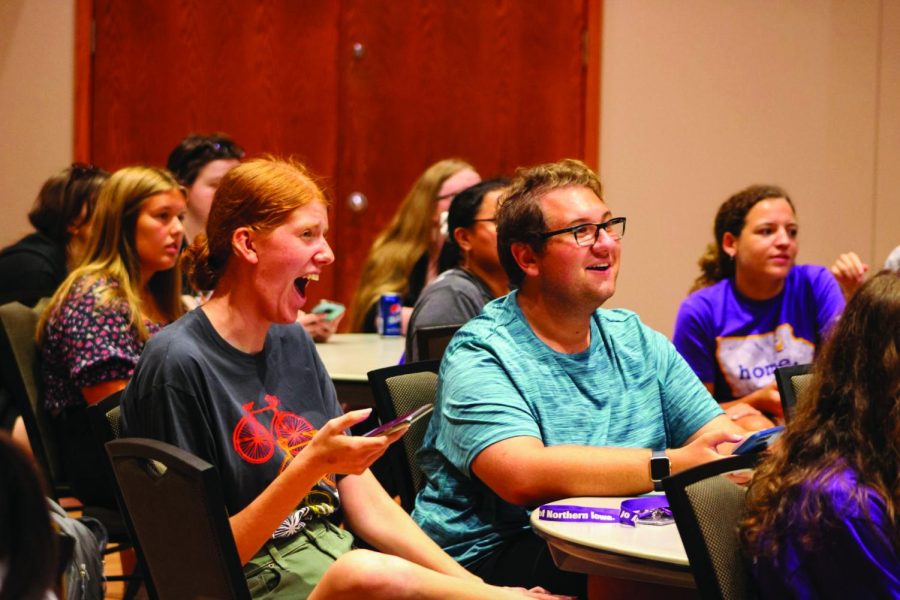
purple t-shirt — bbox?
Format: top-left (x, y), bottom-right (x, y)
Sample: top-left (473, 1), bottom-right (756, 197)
top-left (673, 265), bottom-right (844, 401)
top-left (751, 467), bottom-right (900, 599)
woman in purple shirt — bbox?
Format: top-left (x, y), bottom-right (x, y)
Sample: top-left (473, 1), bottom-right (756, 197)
top-left (673, 185), bottom-right (845, 430)
top-left (741, 270), bottom-right (900, 599)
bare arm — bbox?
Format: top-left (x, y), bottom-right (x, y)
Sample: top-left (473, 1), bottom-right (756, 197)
top-left (338, 469), bottom-right (480, 582)
top-left (704, 382), bottom-right (778, 430)
top-left (82, 380), bottom-right (128, 406)
top-left (470, 418), bottom-right (743, 507)
top-left (229, 409), bottom-right (395, 564)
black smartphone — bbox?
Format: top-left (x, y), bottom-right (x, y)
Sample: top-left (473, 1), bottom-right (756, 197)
top-left (732, 425), bottom-right (785, 455)
top-left (363, 404), bottom-right (434, 437)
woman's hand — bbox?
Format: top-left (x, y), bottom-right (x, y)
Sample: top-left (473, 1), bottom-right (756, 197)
top-left (298, 309), bottom-right (343, 342)
top-left (293, 409), bottom-right (405, 477)
top-left (830, 251), bottom-right (868, 298)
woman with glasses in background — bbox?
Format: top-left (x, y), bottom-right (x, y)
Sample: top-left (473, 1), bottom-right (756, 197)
top-left (349, 159), bottom-right (481, 333)
top-left (37, 166), bottom-right (185, 507)
top-left (405, 178), bottom-right (510, 362)
top-left (672, 185), bottom-right (845, 430)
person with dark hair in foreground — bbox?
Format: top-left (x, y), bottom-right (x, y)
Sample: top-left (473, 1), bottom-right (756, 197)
top-left (0, 431), bottom-right (58, 600)
top-left (741, 270), bottom-right (900, 598)
top-left (121, 158), bottom-right (564, 600)
top-left (405, 178), bottom-right (510, 362)
top-left (413, 159), bottom-right (744, 596)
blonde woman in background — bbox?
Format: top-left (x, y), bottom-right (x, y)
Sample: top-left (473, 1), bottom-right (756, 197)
top-left (38, 166), bottom-right (185, 507)
top-left (349, 159), bottom-right (481, 332)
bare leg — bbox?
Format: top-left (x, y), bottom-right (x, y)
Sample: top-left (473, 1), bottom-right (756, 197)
top-left (309, 549), bottom-right (550, 600)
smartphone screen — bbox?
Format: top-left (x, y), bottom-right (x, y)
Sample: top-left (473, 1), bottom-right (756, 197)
top-left (732, 425), bottom-right (785, 455)
top-left (363, 404), bottom-right (434, 437)
top-left (311, 301), bottom-right (345, 322)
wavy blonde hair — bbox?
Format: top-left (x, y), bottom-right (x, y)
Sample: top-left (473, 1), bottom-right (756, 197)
top-left (37, 166), bottom-right (185, 344)
top-left (348, 158), bottom-right (474, 331)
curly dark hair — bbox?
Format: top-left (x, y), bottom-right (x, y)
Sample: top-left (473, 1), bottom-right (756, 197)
top-left (691, 184), bottom-right (793, 293)
top-left (741, 270), bottom-right (900, 562)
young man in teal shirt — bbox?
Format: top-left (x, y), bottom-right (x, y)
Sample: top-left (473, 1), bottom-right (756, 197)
top-left (412, 159), bottom-right (745, 596)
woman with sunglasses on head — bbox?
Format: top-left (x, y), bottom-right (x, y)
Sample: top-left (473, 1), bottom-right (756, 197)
top-left (0, 164), bottom-right (109, 449)
top-left (37, 166), bottom-right (185, 506)
top-left (673, 185), bottom-right (845, 430)
top-left (120, 158), bottom-right (562, 600)
top-left (741, 270), bottom-right (900, 598)
top-left (0, 164), bottom-right (110, 307)
top-left (349, 159), bottom-right (481, 333)
top-left (405, 178), bottom-right (510, 362)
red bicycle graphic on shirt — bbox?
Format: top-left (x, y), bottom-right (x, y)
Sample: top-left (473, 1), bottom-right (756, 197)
top-left (232, 395), bottom-right (335, 486)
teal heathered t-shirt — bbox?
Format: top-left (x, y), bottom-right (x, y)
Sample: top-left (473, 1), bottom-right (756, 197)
top-left (411, 291), bottom-right (723, 566)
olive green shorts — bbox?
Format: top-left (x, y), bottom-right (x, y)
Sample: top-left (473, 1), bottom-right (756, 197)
top-left (243, 519), bottom-right (354, 599)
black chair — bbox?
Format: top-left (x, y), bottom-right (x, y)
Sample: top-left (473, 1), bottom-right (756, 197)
top-left (774, 363), bottom-right (812, 423)
top-left (0, 300), bottom-right (71, 499)
top-left (86, 390), bottom-right (147, 599)
top-left (367, 360), bottom-right (440, 511)
top-left (414, 324), bottom-right (462, 362)
top-left (663, 453), bottom-right (761, 600)
top-left (106, 438), bottom-right (251, 600)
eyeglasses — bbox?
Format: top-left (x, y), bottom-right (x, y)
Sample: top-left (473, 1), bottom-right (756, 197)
top-left (540, 217), bottom-right (627, 247)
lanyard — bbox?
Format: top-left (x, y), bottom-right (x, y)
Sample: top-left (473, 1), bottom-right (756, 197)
top-left (536, 496), bottom-right (673, 527)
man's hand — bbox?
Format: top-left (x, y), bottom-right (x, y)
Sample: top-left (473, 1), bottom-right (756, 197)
top-left (669, 429), bottom-right (744, 474)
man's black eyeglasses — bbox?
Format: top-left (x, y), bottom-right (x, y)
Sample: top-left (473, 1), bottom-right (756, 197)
top-left (540, 217), bottom-right (626, 247)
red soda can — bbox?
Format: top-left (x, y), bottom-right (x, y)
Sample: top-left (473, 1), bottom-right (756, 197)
top-left (378, 293), bottom-right (402, 336)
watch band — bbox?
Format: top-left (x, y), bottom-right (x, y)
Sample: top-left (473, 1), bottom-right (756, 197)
top-left (650, 449), bottom-right (670, 492)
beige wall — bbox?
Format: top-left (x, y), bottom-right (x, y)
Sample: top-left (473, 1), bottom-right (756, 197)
top-left (0, 0), bottom-right (74, 247)
top-left (1, 1), bottom-right (894, 336)
top-left (601, 0), bottom-right (898, 336)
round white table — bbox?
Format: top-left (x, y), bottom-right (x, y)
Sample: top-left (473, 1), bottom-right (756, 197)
top-left (530, 495), bottom-right (695, 589)
top-left (315, 333), bottom-right (405, 409)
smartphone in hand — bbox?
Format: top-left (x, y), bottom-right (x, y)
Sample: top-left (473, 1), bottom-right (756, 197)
top-left (311, 300), bottom-right (345, 322)
top-left (732, 425), bottom-right (785, 455)
top-left (362, 404), bottom-right (434, 437)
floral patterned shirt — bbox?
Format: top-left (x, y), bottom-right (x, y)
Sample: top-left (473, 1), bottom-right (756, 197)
top-left (41, 275), bottom-right (162, 412)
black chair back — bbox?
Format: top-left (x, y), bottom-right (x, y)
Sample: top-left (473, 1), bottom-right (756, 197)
top-left (106, 438), bottom-right (251, 600)
top-left (414, 324), bottom-right (462, 362)
top-left (367, 360), bottom-right (440, 511)
top-left (663, 454), bottom-right (760, 600)
top-left (0, 300), bottom-right (69, 499)
top-left (774, 363), bottom-right (812, 423)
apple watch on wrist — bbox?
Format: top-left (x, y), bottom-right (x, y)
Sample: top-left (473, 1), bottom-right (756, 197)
top-left (650, 449), bottom-right (670, 492)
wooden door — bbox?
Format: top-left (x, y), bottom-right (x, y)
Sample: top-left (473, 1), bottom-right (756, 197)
top-left (334, 0), bottom-right (597, 312)
top-left (79, 0), bottom-right (599, 312)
